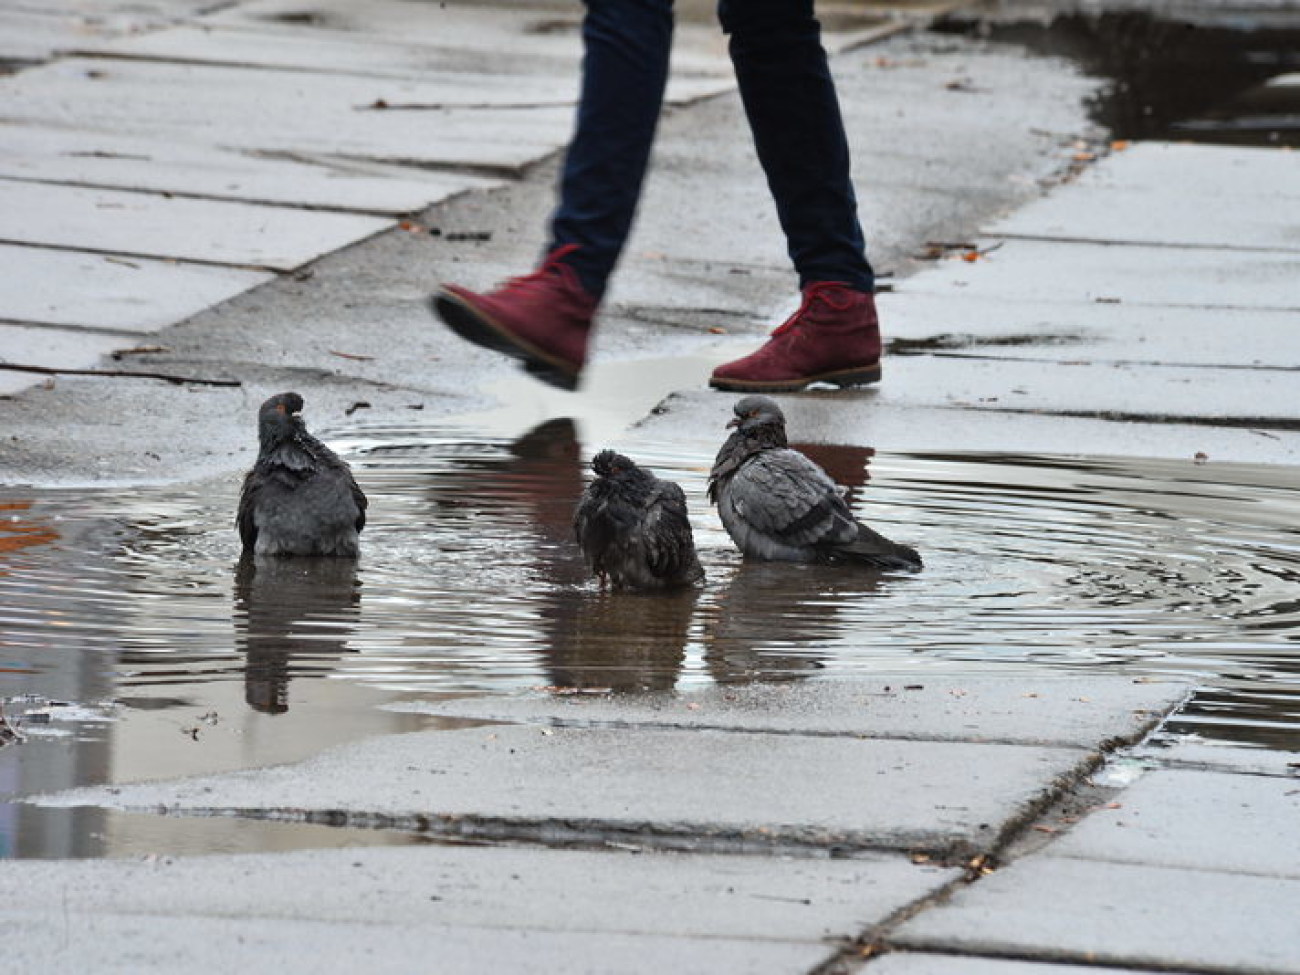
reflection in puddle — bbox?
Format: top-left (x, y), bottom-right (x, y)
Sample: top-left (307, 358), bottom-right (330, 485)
top-left (934, 10), bottom-right (1300, 147)
top-left (2, 421), bottom-right (1299, 858)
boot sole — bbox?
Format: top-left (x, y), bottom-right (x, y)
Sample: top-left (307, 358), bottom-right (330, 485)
top-left (709, 362), bottom-right (882, 393)
top-left (430, 289), bottom-right (580, 392)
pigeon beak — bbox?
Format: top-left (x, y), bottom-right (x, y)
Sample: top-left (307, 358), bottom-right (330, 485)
top-left (726, 417), bottom-right (741, 429)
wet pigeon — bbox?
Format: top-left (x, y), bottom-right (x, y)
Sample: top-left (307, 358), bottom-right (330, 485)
top-left (574, 450), bottom-right (705, 591)
top-left (237, 392), bottom-right (368, 557)
top-left (708, 395), bottom-right (921, 570)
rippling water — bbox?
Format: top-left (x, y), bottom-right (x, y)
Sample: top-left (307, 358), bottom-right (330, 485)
top-left (2, 419), bottom-right (1298, 855)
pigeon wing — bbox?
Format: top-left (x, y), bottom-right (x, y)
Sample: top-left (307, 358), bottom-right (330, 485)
top-left (729, 449), bottom-right (859, 549)
top-left (639, 479), bottom-right (701, 583)
top-left (349, 471), bottom-right (368, 534)
top-left (236, 469), bottom-right (260, 551)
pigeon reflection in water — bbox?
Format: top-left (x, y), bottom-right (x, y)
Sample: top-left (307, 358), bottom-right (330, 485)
top-left (234, 556), bottom-right (361, 714)
top-left (238, 392), bottom-right (368, 557)
top-left (536, 588), bottom-right (697, 693)
top-left (709, 395), bottom-right (921, 571)
top-left (703, 560), bottom-right (880, 685)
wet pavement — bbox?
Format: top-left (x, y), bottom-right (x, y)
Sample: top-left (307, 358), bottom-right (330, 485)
top-left (3, 0), bottom-right (1300, 972)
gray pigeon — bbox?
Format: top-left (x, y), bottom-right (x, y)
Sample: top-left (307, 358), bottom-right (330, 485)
top-left (237, 392), bottom-right (367, 557)
top-left (708, 395), bottom-right (921, 570)
top-left (574, 450), bottom-right (705, 591)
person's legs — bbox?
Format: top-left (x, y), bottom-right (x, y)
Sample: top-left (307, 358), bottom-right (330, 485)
top-left (719, 0), bottom-right (872, 292)
top-left (710, 0), bottom-right (881, 392)
top-left (432, 0), bottom-right (674, 389)
top-left (551, 0), bottom-right (675, 299)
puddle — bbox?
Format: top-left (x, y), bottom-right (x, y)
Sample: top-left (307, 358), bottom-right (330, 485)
top-left (933, 9), bottom-right (1300, 147)
top-left (3, 423), bottom-right (1299, 858)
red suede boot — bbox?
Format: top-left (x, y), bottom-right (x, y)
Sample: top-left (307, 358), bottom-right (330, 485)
top-left (432, 244), bottom-right (597, 391)
top-left (710, 282), bottom-right (882, 393)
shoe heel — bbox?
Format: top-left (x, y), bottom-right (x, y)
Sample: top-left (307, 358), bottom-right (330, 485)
top-left (828, 364), bottom-right (883, 388)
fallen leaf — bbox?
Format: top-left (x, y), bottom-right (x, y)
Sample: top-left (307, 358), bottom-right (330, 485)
top-left (1194, 451), bottom-right (1209, 465)
top-left (1032, 825), bottom-right (1059, 833)
top-left (708, 326), bottom-right (727, 335)
top-left (1111, 139), bottom-right (1131, 151)
top-left (330, 350), bottom-right (375, 361)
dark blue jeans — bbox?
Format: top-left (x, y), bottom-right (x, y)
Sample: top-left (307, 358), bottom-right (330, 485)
top-left (549, 0), bottom-right (873, 299)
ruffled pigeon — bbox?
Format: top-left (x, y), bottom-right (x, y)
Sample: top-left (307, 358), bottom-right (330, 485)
top-left (237, 392), bottom-right (367, 557)
top-left (574, 450), bottom-right (705, 591)
top-left (708, 395), bottom-right (921, 570)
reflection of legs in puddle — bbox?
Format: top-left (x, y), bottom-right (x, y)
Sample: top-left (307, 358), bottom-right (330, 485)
top-left (702, 561), bottom-right (881, 684)
top-left (793, 442), bottom-right (875, 501)
top-left (536, 588), bottom-right (697, 693)
top-left (233, 557), bottom-right (361, 715)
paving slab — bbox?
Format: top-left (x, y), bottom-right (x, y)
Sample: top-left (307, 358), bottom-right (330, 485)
top-left (78, 23), bottom-right (734, 102)
top-left (990, 143), bottom-right (1300, 251)
top-left (3, 912), bottom-right (826, 975)
top-left (0, 242), bottom-right (273, 331)
top-left (892, 856), bottom-right (1300, 974)
top-left (894, 238), bottom-right (1300, 311)
top-left (34, 724), bottom-right (1095, 856)
top-left (0, 179), bottom-right (389, 270)
top-left (0, 123), bottom-right (501, 214)
top-left (639, 390), bottom-right (1300, 466)
top-left (1048, 768), bottom-right (1300, 877)
top-left (866, 954), bottom-right (1195, 975)
top-left (0, 843), bottom-right (955, 944)
top-left (0, 1), bottom-right (209, 61)
top-left (0, 58), bottom-right (577, 173)
top-left (879, 291), bottom-right (1300, 368)
top-left (864, 353), bottom-right (1300, 424)
top-left (388, 676), bottom-right (1191, 750)
top-left (0, 324), bottom-right (132, 396)
top-left (1136, 739), bottom-right (1300, 776)
top-left (201, 0), bottom-right (732, 78)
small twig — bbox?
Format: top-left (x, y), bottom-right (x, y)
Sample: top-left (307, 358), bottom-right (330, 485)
top-left (0, 363), bottom-right (241, 387)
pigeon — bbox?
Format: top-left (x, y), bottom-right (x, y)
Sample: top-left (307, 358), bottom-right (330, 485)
top-left (574, 450), bottom-right (705, 591)
top-left (237, 392), bottom-right (368, 557)
top-left (708, 395), bottom-right (921, 570)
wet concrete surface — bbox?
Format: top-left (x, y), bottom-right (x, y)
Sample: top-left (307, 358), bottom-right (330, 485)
top-left (3, 1), bottom-right (1300, 972)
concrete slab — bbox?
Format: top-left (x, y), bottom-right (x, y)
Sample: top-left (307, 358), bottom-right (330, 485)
top-left (0, 179), bottom-right (389, 270)
top-left (4, 912), bottom-right (826, 975)
top-left (389, 676), bottom-right (1191, 750)
top-left (0, 124), bottom-right (501, 215)
top-left (0, 1), bottom-right (210, 61)
top-left (78, 24), bottom-right (734, 103)
top-left (1049, 768), bottom-right (1300, 877)
top-left (894, 238), bottom-right (1300, 311)
top-left (0, 243), bottom-right (272, 332)
top-left (0, 9), bottom-right (115, 62)
top-left (201, 0), bottom-right (731, 78)
top-left (862, 351), bottom-right (1300, 424)
top-left (0, 843), bottom-right (955, 944)
top-left (0, 59), bottom-right (576, 173)
top-left (867, 954), bottom-right (1193, 975)
top-left (878, 291), bottom-right (1300, 368)
top-left (991, 143), bottom-right (1300, 252)
top-left (637, 391), bottom-right (1300, 467)
top-left (1137, 740), bottom-right (1300, 777)
top-left (35, 725), bottom-right (1095, 856)
top-left (0, 324), bottom-right (132, 396)
top-left (892, 856), bottom-right (1300, 974)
